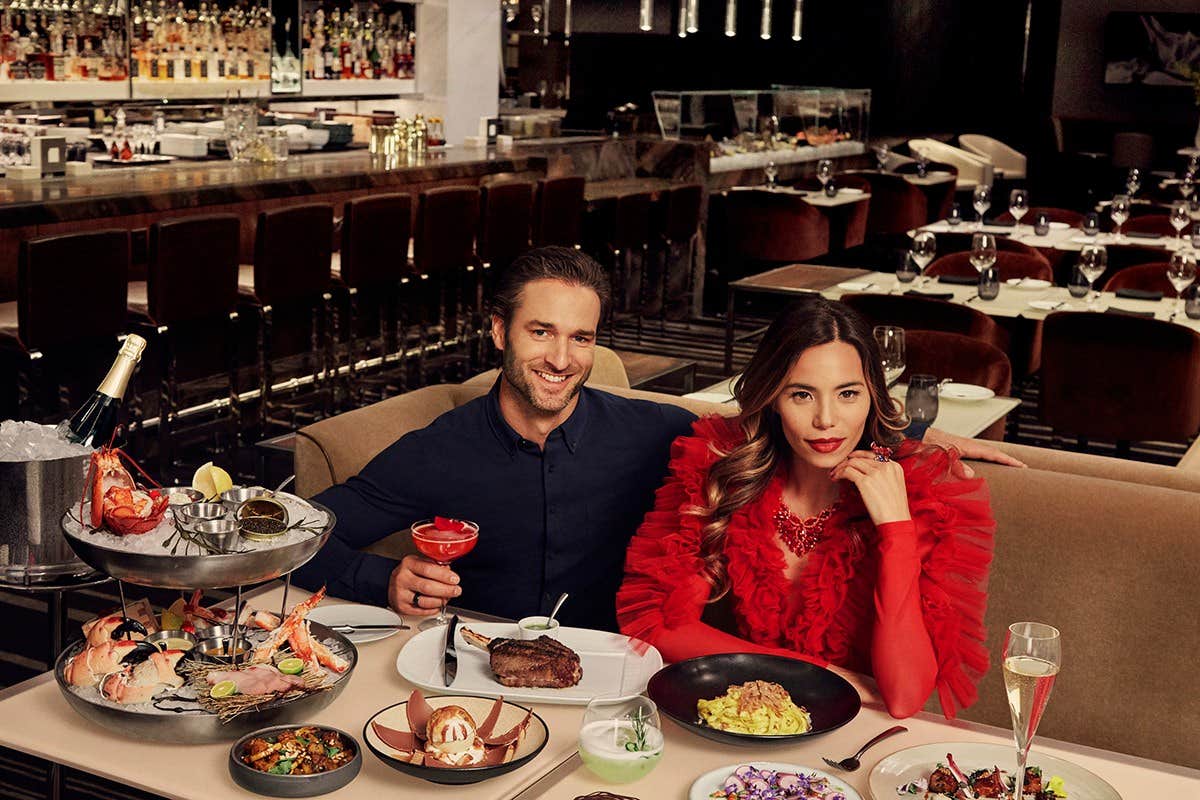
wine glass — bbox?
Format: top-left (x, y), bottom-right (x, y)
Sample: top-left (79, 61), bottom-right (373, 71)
top-left (1109, 194), bottom-right (1131, 241)
top-left (578, 697), bottom-right (664, 783)
top-left (529, 2), bottom-right (542, 33)
top-left (1004, 622), bottom-right (1062, 800)
top-left (904, 375), bottom-right (939, 439)
top-left (873, 142), bottom-right (890, 171)
top-left (1077, 244), bottom-right (1107, 308)
top-left (914, 151), bottom-right (930, 178)
top-left (1125, 167), bottom-right (1141, 197)
top-left (1181, 168), bottom-right (1196, 203)
top-left (410, 518), bottom-right (480, 631)
top-left (1170, 201), bottom-right (1191, 240)
top-left (1008, 189), bottom-right (1029, 235)
top-left (816, 158), bottom-right (834, 188)
top-left (910, 231), bottom-right (936, 283)
top-left (972, 184), bottom-right (992, 230)
top-left (969, 232), bottom-right (997, 275)
top-left (764, 160), bottom-right (778, 190)
top-left (1166, 251), bottom-right (1197, 319)
top-left (874, 326), bottom-right (905, 387)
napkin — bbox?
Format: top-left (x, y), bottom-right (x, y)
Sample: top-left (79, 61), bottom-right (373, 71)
top-left (1124, 231), bottom-right (1162, 240)
top-left (1105, 307), bottom-right (1156, 318)
top-left (937, 274), bottom-right (978, 285)
top-left (1114, 288), bottom-right (1163, 301)
top-left (905, 290), bottom-right (954, 300)
top-left (839, 187), bottom-right (865, 195)
top-left (983, 219), bottom-right (1016, 228)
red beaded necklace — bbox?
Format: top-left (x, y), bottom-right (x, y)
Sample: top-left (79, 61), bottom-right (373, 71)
top-left (773, 501), bottom-right (838, 558)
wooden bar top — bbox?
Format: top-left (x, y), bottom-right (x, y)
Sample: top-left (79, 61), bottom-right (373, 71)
top-left (0, 148), bottom-right (546, 228)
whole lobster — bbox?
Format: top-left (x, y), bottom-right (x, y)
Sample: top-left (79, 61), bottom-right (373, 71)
top-left (79, 434), bottom-right (169, 536)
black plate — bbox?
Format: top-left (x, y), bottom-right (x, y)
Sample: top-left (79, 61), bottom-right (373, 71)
top-left (229, 724), bottom-right (362, 797)
top-left (646, 653), bottom-right (860, 745)
top-left (363, 695), bottom-right (549, 785)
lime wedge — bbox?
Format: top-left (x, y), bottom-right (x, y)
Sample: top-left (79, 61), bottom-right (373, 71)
top-left (210, 679), bottom-right (238, 699)
top-left (277, 657), bottom-right (305, 675)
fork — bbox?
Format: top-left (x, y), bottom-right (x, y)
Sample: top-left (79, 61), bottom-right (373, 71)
top-left (821, 725), bottom-right (907, 772)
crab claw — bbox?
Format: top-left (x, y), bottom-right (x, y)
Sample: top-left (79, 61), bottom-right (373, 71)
top-left (111, 618), bottom-right (148, 641)
top-left (119, 641), bottom-right (162, 665)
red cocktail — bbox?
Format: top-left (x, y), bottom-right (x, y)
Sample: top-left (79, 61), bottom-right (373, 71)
top-left (411, 517), bottom-right (479, 630)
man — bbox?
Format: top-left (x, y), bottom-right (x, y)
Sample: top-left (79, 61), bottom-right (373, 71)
top-left (294, 247), bottom-right (1022, 630)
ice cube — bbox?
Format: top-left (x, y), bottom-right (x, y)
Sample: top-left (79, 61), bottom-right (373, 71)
top-left (0, 420), bottom-right (92, 462)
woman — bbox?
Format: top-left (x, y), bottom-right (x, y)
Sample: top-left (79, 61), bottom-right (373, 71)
top-left (616, 296), bottom-right (994, 719)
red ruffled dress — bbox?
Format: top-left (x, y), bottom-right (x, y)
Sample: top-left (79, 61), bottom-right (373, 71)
top-left (617, 415), bottom-right (995, 719)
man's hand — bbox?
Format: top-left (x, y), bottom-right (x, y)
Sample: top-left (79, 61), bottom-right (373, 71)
top-left (924, 428), bottom-right (1027, 475)
top-left (388, 555), bottom-right (461, 617)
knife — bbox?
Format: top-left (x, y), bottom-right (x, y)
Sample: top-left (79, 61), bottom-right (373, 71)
top-left (443, 614), bottom-right (459, 687)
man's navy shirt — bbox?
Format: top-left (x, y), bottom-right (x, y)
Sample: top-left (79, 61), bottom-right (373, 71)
top-left (293, 383), bottom-right (696, 631)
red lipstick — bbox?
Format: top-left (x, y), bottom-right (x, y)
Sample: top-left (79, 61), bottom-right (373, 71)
top-left (806, 437), bottom-right (846, 454)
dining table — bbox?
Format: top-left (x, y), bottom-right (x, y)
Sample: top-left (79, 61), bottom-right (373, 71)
top-left (2, 582), bottom-right (1198, 799)
top-left (917, 219), bottom-right (1197, 254)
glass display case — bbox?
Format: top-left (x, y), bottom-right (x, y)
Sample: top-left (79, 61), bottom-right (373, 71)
top-left (651, 87), bottom-right (870, 172)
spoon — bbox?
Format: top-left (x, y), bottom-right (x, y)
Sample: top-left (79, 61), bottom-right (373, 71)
top-left (546, 592), bottom-right (569, 626)
top-left (273, 474), bottom-right (295, 495)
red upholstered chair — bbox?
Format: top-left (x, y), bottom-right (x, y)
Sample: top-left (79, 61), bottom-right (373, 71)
top-left (926, 251), bottom-right (1053, 282)
top-left (934, 233), bottom-right (1053, 270)
top-left (858, 173), bottom-right (929, 235)
top-left (891, 162), bottom-right (958, 221)
top-left (1122, 215), bottom-right (1173, 236)
top-left (994, 207), bottom-right (1085, 226)
top-left (1040, 311), bottom-right (1200, 450)
top-left (902, 330), bottom-right (1013, 440)
top-left (837, 292), bottom-right (1008, 352)
top-left (723, 189), bottom-right (831, 263)
top-left (1101, 263), bottom-right (1176, 296)
top-left (790, 176), bottom-right (871, 249)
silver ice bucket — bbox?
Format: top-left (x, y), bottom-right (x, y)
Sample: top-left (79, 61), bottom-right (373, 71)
top-left (0, 453), bottom-right (96, 586)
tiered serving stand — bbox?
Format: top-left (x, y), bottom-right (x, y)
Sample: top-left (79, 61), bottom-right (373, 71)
top-left (52, 494), bottom-right (358, 744)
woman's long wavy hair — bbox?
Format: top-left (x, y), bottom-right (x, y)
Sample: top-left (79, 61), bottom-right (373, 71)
top-left (692, 296), bottom-right (908, 600)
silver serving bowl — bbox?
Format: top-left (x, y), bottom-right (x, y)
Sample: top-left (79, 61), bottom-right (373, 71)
top-left (167, 488), bottom-right (205, 506)
top-left (54, 622), bottom-right (358, 744)
top-left (177, 502), bottom-right (227, 530)
top-left (194, 519), bottom-right (239, 552)
top-left (230, 724), bottom-right (362, 797)
top-left (60, 499), bottom-right (335, 590)
top-left (144, 629), bottom-right (197, 652)
top-left (221, 486), bottom-right (270, 510)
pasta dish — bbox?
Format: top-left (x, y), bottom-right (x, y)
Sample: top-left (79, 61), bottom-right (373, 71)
top-left (696, 680), bottom-right (811, 735)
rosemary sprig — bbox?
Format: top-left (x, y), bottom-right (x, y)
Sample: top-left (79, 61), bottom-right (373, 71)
top-left (624, 707), bottom-right (650, 752)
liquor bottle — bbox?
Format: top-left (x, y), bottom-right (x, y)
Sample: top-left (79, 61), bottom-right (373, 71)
top-left (58, 335), bottom-right (147, 448)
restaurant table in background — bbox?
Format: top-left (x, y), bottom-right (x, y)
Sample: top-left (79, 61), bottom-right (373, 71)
top-left (685, 376), bottom-right (1020, 439)
top-left (918, 219), bottom-right (1194, 255)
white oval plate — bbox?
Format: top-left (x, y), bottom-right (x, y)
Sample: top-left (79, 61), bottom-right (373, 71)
top-left (690, 762), bottom-right (862, 800)
top-left (308, 603), bottom-right (406, 644)
top-left (1048, 221), bottom-right (1070, 230)
top-left (1028, 299), bottom-right (1067, 311)
top-left (1005, 278), bottom-right (1052, 290)
top-left (939, 383), bottom-right (995, 402)
top-left (868, 742), bottom-right (1120, 800)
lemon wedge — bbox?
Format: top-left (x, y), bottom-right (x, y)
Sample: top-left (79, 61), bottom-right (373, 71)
top-left (191, 462), bottom-right (233, 501)
top-left (160, 597), bottom-right (187, 631)
top-left (210, 679), bottom-right (238, 699)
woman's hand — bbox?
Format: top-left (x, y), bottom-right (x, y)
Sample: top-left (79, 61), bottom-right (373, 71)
top-left (829, 450), bottom-right (912, 526)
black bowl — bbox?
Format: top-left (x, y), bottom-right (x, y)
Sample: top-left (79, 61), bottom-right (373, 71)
top-left (646, 653), bottom-right (860, 745)
top-left (363, 695), bottom-right (549, 785)
top-left (229, 724), bottom-right (362, 797)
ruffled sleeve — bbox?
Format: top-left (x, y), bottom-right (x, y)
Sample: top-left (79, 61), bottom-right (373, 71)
top-left (882, 441), bottom-right (995, 718)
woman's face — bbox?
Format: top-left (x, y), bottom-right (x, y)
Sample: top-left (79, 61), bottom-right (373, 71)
top-left (772, 340), bottom-right (872, 470)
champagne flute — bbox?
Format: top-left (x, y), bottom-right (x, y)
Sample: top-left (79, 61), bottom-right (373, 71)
top-left (1004, 622), bottom-right (1062, 800)
top-left (910, 231), bottom-right (936, 284)
top-left (1170, 201), bottom-right (1191, 240)
top-left (972, 184), bottom-right (992, 230)
top-left (1077, 244), bottom-right (1107, 308)
top-left (410, 518), bottom-right (480, 631)
top-left (1008, 189), bottom-right (1029, 235)
top-left (1167, 251), bottom-right (1197, 320)
top-left (1109, 194), bottom-right (1131, 241)
top-left (816, 158), bottom-right (834, 188)
top-left (1125, 167), bottom-right (1141, 197)
top-left (969, 232), bottom-right (997, 275)
top-left (874, 326), bottom-right (905, 387)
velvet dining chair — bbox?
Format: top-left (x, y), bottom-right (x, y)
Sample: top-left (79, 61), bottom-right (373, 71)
top-left (901, 330), bottom-right (1013, 440)
top-left (925, 251), bottom-right (1053, 283)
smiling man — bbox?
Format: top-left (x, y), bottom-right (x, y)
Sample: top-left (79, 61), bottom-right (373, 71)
top-left (292, 247), bottom-right (696, 630)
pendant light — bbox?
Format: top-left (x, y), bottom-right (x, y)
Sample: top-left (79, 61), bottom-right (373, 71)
top-left (760, 0), bottom-right (772, 39)
top-left (639, 0), bottom-right (653, 31)
top-left (724, 0), bottom-right (736, 36)
top-left (678, 0), bottom-right (688, 37)
top-left (687, 0), bottom-right (699, 32)
top-left (791, 0), bottom-right (802, 40)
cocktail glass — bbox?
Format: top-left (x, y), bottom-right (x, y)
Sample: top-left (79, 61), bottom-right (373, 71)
top-left (411, 518), bottom-right (479, 631)
top-left (578, 696), bottom-right (663, 784)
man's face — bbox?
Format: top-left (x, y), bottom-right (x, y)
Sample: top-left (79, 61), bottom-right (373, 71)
top-left (491, 279), bottom-right (601, 416)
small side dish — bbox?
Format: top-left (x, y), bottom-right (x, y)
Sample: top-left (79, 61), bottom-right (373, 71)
top-left (240, 726), bottom-right (355, 775)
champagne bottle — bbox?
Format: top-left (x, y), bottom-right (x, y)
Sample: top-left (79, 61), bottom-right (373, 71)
top-left (57, 334), bottom-right (147, 448)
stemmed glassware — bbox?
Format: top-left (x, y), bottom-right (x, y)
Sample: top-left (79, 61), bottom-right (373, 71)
top-left (578, 697), bottom-right (664, 783)
top-left (1170, 201), bottom-right (1191, 240)
top-left (816, 158), bottom-right (834, 189)
top-left (1077, 244), bottom-right (1107, 307)
top-left (874, 142), bottom-right (890, 171)
top-left (1008, 189), bottom-right (1029, 235)
top-left (969, 232), bottom-right (998, 275)
top-left (1166, 251), bottom-right (1197, 320)
top-left (874, 326), bottom-right (905, 386)
top-left (764, 160), bottom-right (778, 190)
top-left (1125, 167), bottom-right (1141, 197)
top-left (909, 231), bottom-right (936, 284)
top-left (1109, 194), bottom-right (1131, 241)
top-left (1004, 623), bottom-right (1061, 800)
top-left (530, 2), bottom-right (543, 33)
top-left (972, 185), bottom-right (992, 230)
top-left (410, 518), bottom-right (480, 631)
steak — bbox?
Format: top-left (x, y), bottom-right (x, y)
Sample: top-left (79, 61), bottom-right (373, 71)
top-left (485, 635), bottom-right (582, 689)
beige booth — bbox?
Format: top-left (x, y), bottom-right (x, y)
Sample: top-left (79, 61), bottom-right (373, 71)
top-left (959, 133), bottom-right (1028, 181)
top-left (294, 353), bottom-right (1200, 769)
top-left (909, 138), bottom-right (995, 190)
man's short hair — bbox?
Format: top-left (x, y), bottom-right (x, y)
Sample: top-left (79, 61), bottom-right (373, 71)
top-left (490, 246), bottom-right (611, 326)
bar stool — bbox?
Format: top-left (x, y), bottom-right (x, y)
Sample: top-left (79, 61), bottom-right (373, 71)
top-left (654, 183), bottom-right (703, 330)
top-left (479, 181), bottom-right (534, 275)
top-left (533, 176), bottom-right (585, 248)
top-left (0, 230), bottom-right (130, 422)
top-left (413, 186), bottom-right (480, 378)
top-left (599, 191), bottom-right (653, 344)
top-left (127, 215), bottom-right (241, 475)
top-left (238, 204), bottom-right (335, 432)
top-left (334, 193), bottom-right (413, 403)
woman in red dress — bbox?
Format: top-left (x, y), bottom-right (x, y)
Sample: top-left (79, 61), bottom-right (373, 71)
top-left (617, 296), bottom-right (995, 719)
